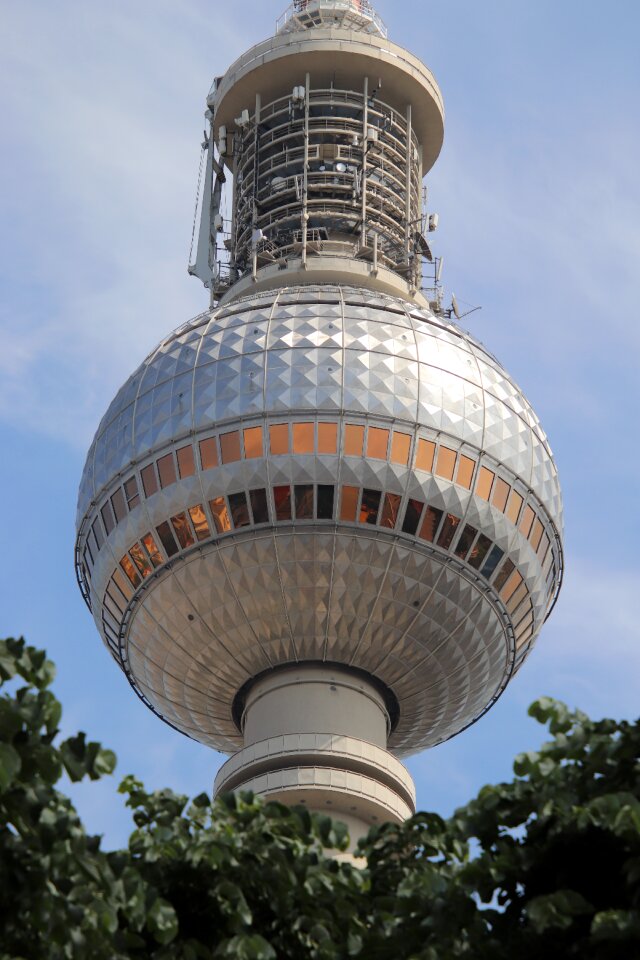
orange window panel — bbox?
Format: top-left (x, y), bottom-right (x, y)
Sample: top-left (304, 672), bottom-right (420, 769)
top-left (220, 431), bottom-right (241, 464)
top-left (492, 478), bottom-right (511, 513)
top-left (157, 454), bottom-right (177, 489)
top-left (209, 497), bottom-right (232, 534)
top-left (142, 532), bottom-right (164, 568)
top-left (476, 466), bottom-right (495, 501)
top-left (516, 622), bottom-right (534, 649)
top-left (415, 438), bottom-right (436, 472)
top-left (177, 444), bottom-right (196, 479)
top-left (318, 422), bottom-right (338, 454)
top-left (380, 493), bottom-right (402, 529)
top-left (344, 424), bottom-right (365, 457)
top-left (530, 518), bottom-right (544, 551)
top-left (500, 570), bottom-right (523, 604)
top-left (360, 489), bottom-right (381, 525)
top-left (435, 446), bottom-right (457, 481)
top-left (129, 542), bottom-right (152, 579)
top-left (519, 505), bottom-right (535, 537)
top-left (188, 504), bottom-right (211, 542)
top-left (367, 427), bottom-right (390, 460)
top-left (199, 437), bottom-right (219, 471)
top-left (269, 423), bottom-right (290, 455)
top-left (141, 463), bottom-right (158, 498)
top-left (340, 486), bottom-right (359, 521)
top-left (419, 506), bottom-right (443, 543)
top-left (456, 455), bottom-right (476, 490)
top-left (507, 582), bottom-right (529, 616)
top-left (293, 422), bottom-right (314, 454)
top-left (506, 490), bottom-right (524, 525)
top-left (120, 554), bottom-right (141, 589)
top-left (171, 513), bottom-right (195, 550)
top-left (244, 426), bottom-right (264, 460)
top-left (390, 431), bottom-right (411, 466)
top-left (273, 486), bottom-right (292, 521)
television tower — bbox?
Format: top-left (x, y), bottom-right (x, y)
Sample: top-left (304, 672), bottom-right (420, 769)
top-left (76, 0), bottom-right (563, 849)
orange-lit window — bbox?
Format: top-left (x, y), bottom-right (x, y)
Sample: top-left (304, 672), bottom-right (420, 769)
top-left (142, 532), bottom-right (164, 568)
top-left (124, 476), bottom-right (140, 510)
top-left (199, 438), bottom-right (219, 471)
top-left (156, 521), bottom-right (179, 558)
top-left (228, 493), bottom-right (250, 529)
top-left (419, 507), bottom-right (443, 543)
top-left (177, 445), bottom-right (196, 479)
top-left (456, 456), bottom-right (476, 490)
top-left (402, 499), bottom-right (424, 535)
top-left (340, 486), bottom-right (359, 521)
top-left (380, 493), bottom-right (402, 529)
top-left (390, 431), bottom-right (411, 466)
top-left (516, 625), bottom-right (534, 649)
top-left (317, 485), bottom-right (335, 519)
top-left (344, 424), bottom-right (365, 457)
top-left (101, 501), bottom-right (115, 536)
top-left (250, 489), bottom-right (269, 524)
top-left (415, 438), bottom-right (436, 472)
top-left (157, 454), bottom-right (177, 489)
top-left (273, 486), bottom-right (292, 521)
top-left (455, 524), bottom-right (478, 560)
top-left (367, 427), bottom-right (389, 460)
top-left (244, 427), bottom-right (263, 460)
top-left (318, 423), bottom-right (338, 454)
top-left (120, 554), bottom-right (141, 588)
top-left (530, 518), bottom-right (544, 551)
top-left (506, 490), bottom-right (524, 525)
top-left (492, 478), bottom-right (511, 513)
top-left (500, 570), bottom-right (523, 604)
top-left (515, 611), bottom-right (534, 641)
top-left (210, 497), bottom-right (232, 533)
top-left (295, 485), bottom-right (314, 519)
top-left (293, 422), bottom-right (314, 454)
top-left (493, 559), bottom-right (515, 592)
top-left (476, 467), bottom-right (495, 501)
top-left (188, 504), bottom-right (210, 542)
top-left (437, 513), bottom-right (461, 549)
top-left (514, 599), bottom-right (533, 630)
top-left (220, 431), bottom-right (241, 464)
top-left (111, 488), bottom-right (126, 524)
top-left (360, 489), bottom-right (381, 525)
top-left (270, 424), bottom-right (289, 455)
top-left (435, 446), bottom-right (456, 481)
top-left (468, 534), bottom-right (493, 570)
top-left (171, 513), bottom-right (195, 549)
top-left (507, 582), bottom-right (529, 616)
top-left (129, 542), bottom-right (152, 578)
top-left (141, 463), bottom-right (159, 498)
top-left (519, 505), bottom-right (535, 537)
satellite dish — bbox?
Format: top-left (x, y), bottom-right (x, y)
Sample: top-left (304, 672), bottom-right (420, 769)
top-left (414, 232), bottom-right (433, 262)
top-left (335, 162), bottom-right (347, 173)
top-left (451, 294), bottom-right (461, 320)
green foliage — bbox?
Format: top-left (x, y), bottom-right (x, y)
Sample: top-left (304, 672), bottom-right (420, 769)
top-left (0, 637), bottom-right (638, 959)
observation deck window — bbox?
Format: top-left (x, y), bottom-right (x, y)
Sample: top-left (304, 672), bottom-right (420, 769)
top-left (317, 485), bottom-right (335, 519)
top-left (416, 439), bottom-right (436, 473)
top-left (141, 463), bottom-right (159, 498)
top-left (244, 427), bottom-right (264, 460)
top-left (437, 513), bottom-right (461, 550)
top-left (293, 423), bottom-right (314, 455)
top-left (171, 512), bottom-right (195, 549)
top-left (435, 447), bottom-right (457, 482)
top-left (250, 489), bottom-right (270, 525)
top-left (142, 532), bottom-right (164, 568)
top-left (199, 438), bottom-right (219, 471)
top-left (367, 427), bottom-right (390, 461)
top-left (360, 488), bottom-right (382, 525)
top-left (318, 423), bottom-right (338, 455)
top-left (419, 507), bottom-right (443, 544)
top-left (228, 492), bottom-right (251, 529)
top-left (402, 499), bottom-right (424, 536)
top-left (295, 485), bottom-right (314, 520)
top-left (270, 424), bottom-right (290, 455)
top-left (188, 505), bottom-right (211, 542)
top-left (340, 485), bottom-right (359, 522)
top-left (156, 520), bottom-right (179, 558)
top-left (177, 445), bottom-right (196, 479)
top-left (157, 454), bottom-right (177, 489)
top-left (220, 431), bottom-right (241, 464)
top-left (274, 486), bottom-right (293, 521)
top-left (210, 497), bottom-right (232, 534)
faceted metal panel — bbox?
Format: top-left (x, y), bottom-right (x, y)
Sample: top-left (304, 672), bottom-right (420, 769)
top-left (76, 285), bottom-right (564, 755)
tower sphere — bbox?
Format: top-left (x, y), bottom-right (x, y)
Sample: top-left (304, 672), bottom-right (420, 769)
top-left (75, 0), bottom-right (563, 838)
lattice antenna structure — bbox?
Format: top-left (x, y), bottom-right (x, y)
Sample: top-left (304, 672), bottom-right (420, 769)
top-left (76, 0), bottom-right (564, 857)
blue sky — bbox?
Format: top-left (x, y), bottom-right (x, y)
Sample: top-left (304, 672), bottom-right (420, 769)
top-left (1, 0), bottom-right (639, 847)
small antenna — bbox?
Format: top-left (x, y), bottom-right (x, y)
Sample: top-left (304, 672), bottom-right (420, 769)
top-left (451, 293), bottom-right (461, 320)
top-left (436, 256), bottom-right (444, 282)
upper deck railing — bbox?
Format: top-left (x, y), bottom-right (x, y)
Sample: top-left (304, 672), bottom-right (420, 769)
top-left (276, 0), bottom-right (387, 38)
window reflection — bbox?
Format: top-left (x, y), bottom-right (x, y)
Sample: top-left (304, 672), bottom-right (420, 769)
top-left (435, 446), bottom-right (456, 481)
top-left (506, 490), bottom-right (523, 525)
top-left (210, 497), bottom-right (232, 533)
top-left (380, 493), bottom-right (402, 529)
top-left (228, 492), bottom-right (250, 529)
top-left (500, 570), bottom-right (523, 603)
top-left (507, 582), bottom-right (529, 616)
top-left (293, 423), bottom-right (314, 454)
top-left (492, 478), bottom-right (510, 513)
top-left (455, 524), bottom-right (478, 560)
top-left (367, 427), bottom-right (389, 460)
top-left (468, 533), bottom-right (492, 569)
top-left (481, 545), bottom-right (504, 579)
top-left (199, 438), bottom-right (219, 471)
top-left (344, 424), bottom-right (365, 457)
top-left (155, 522), bottom-right (179, 559)
top-left (129, 543), bottom-right (152, 579)
top-left (101, 502), bottom-right (115, 536)
top-left (318, 423), bottom-right (338, 454)
top-left (419, 506), bottom-right (443, 543)
top-left (244, 427), bottom-right (263, 460)
top-left (295, 485), bottom-right (314, 519)
top-left (157, 454), bottom-right (177, 489)
top-left (177, 445), bottom-right (196, 479)
top-left (391, 431), bottom-right (411, 466)
top-left (437, 513), bottom-right (461, 549)
top-left (519, 505), bottom-right (535, 537)
top-left (120, 554), bottom-right (141, 588)
top-left (269, 424), bottom-right (289, 455)
top-left (188, 505), bottom-right (211, 542)
top-left (220, 431), bottom-right (241, 464)
top-left (340, 486), bottom-right (359, 521)
top-left (402, 499), bottom-right (424, 535)
top-left (493, 559), bottom-right (515, 592)
top-left (530, 518), bottom-right (544, 551)
top-left (142, 532), bottom-right (164, 567)
top-left (141, 463), bottom-right (159, 498)
top-left (476, 466), bottom-right (495, 501)
top-left (317, 485), bottom-right (335, 520)
top-left (274, 486), bottom-right (292, 521)
top-left (360, 489), bottom-right (381, 525)
top-left (124, 476), bottom-right (140, 510)
top-left (415, 439), bottom-right (435, 472)
top-left (250, 489), bottom-right (269, 525)
top-left (456, 455), bottom-right (476, 490)
top-left (171, 512), bottom-right (195, 549)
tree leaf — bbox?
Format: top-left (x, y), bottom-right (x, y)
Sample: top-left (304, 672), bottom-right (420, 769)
top-left (0, 742), bottom-right (21, 792)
